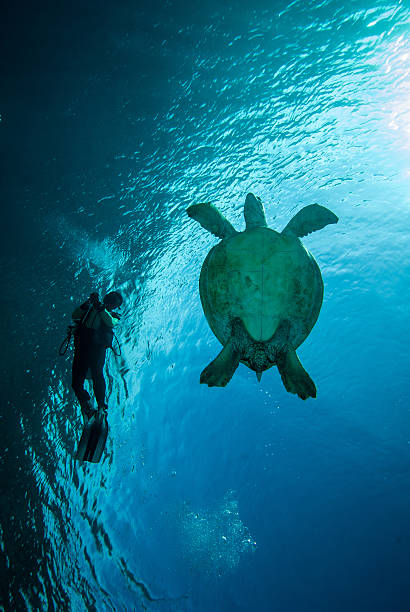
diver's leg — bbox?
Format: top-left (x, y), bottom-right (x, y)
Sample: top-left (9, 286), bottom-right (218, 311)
top-left (72, 338), bottom-right (94, 419)
top-left (90, 347), bottom-right (107, 409)
top-left (72, 348), bottom-right (91, 404)
top-left (200, 337), bottom-right (241, 387)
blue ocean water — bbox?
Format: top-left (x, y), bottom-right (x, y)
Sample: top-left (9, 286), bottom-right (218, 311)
top-left (1, 0), bottom-right (410, 609)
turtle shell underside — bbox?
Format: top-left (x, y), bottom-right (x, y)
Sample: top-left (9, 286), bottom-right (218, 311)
top-left (199, 227), bottom-right (323, 348)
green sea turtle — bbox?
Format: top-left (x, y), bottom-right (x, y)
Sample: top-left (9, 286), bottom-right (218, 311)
top-left (187, 193), bottom-right (338, 400)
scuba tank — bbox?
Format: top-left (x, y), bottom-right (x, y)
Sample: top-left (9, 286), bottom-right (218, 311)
top-left (58, 299), bottom-right (94, 355)
top-left (59, 296), bottom-right (121, 356)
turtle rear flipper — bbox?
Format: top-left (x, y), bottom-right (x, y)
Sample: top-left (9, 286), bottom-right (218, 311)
top-left (187, 203), bottom-right (237, 239)
top-left (282, 204), bottom-right (338, 238)
top-left (276, 346), bottom-right (316, 400)
top-left (244, 193), bottom-right (268, 229)
top-left (200, 338), bottom-right (240, 387)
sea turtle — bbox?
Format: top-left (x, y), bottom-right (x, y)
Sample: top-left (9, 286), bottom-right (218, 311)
top-left (187, 193), bottom-right (338, 400)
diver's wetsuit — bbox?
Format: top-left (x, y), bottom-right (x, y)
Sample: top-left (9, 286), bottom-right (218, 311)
top-left (71, 303), bottom-right (119, 411)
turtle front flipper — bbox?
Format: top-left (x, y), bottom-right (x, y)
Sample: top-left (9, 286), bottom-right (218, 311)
top-left (244, 193), bottom-right (268, 229)
top-left (200, 338), bottom-right (241, 387)
top-left (187, 203), bottom-right (237, 239)
top-left (282, 204), bottom-right (338, 238)
top-left (276, 346), bottom-right (316, 400)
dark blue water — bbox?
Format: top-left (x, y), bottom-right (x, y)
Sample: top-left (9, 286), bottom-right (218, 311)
top-left (1, 1), bottom-right (410, 610)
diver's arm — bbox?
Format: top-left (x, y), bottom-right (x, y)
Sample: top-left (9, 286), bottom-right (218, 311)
top-left (99, 309), bottom-right (120, 328)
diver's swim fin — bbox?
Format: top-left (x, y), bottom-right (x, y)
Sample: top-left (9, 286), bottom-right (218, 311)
top-left (75, 411), bottom-right (108, 463)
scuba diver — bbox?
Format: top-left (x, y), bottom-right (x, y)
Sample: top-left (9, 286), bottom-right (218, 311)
top-left (71, 291), bottom-right (123, 421)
